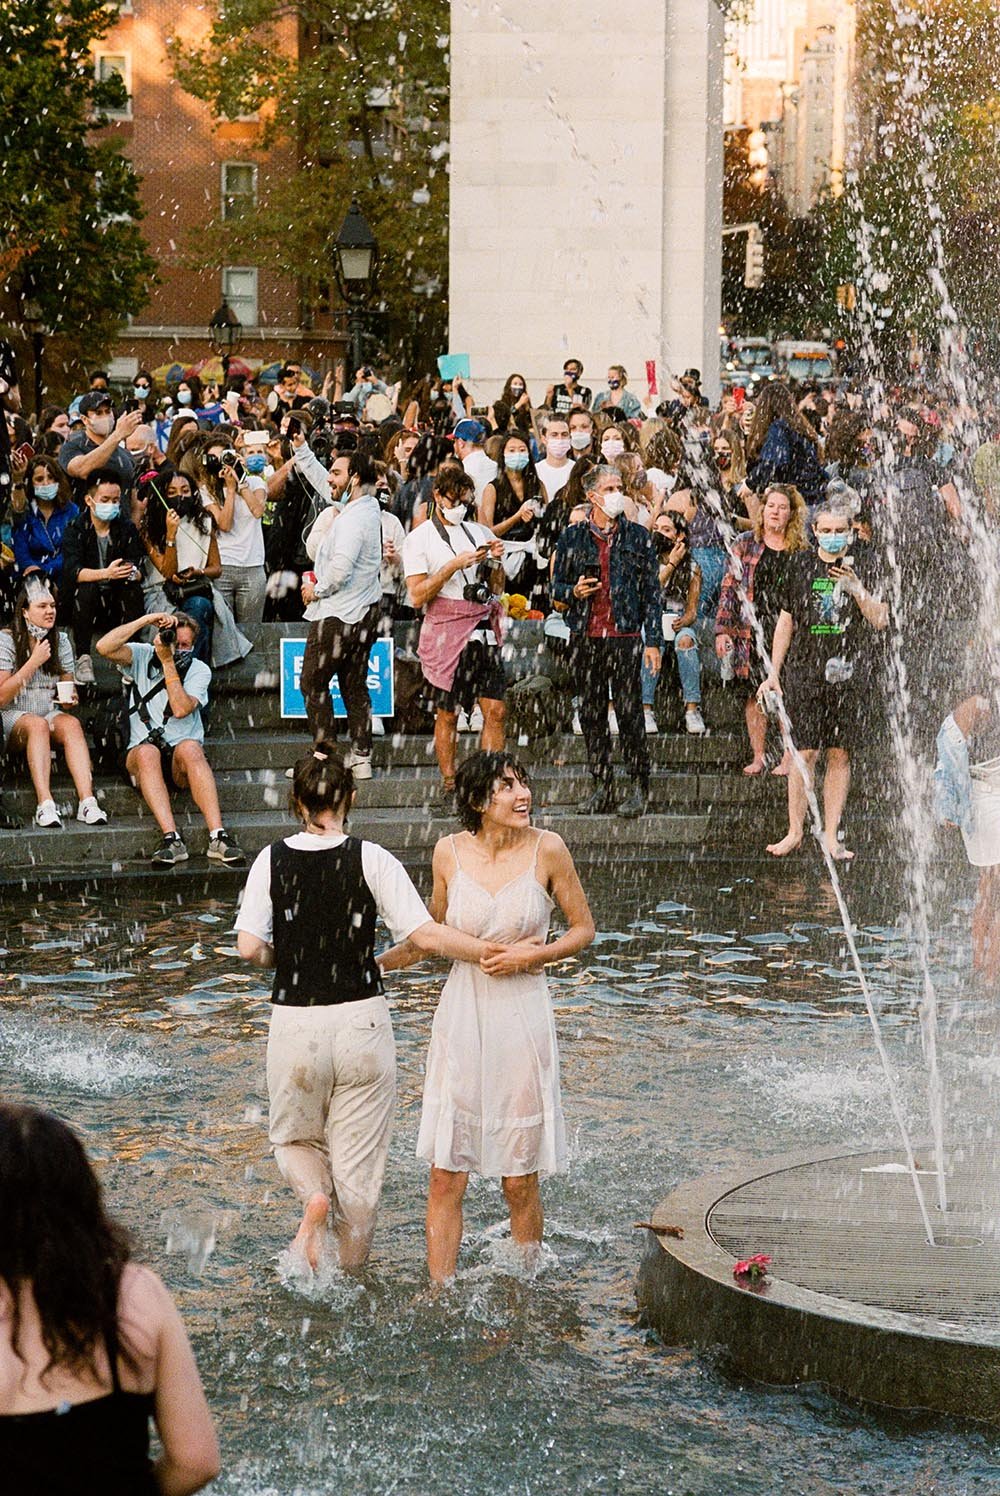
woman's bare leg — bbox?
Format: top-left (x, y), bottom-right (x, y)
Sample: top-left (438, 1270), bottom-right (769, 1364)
top-left (427, 1166), bottom-right (469, 1282)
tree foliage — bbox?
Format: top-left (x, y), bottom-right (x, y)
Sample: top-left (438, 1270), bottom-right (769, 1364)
top-left (0, 0), bottom-right (157, 376)
top-left (821, 0), bottom-right (1000, 371)
top-left (170, 0), bottom-right (450, 372)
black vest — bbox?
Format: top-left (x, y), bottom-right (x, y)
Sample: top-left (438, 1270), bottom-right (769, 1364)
top-left (269, 838), bottom-right (384, 1006)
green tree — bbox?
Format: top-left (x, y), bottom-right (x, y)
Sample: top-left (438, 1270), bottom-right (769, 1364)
top-left (816, 0), bottom-right (1000, 373)
top-left (0, 0), bottom-right (157, 396)
top-left (170, 0), bottom-right (450, 375)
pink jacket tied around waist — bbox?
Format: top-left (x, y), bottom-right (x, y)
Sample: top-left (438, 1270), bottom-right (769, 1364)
top-left (418, 596), bottom-right (503, 692)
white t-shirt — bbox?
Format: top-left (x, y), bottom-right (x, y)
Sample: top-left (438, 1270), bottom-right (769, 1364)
top-left (236, 832), bottom-right (430, 946)
top-left (211, 476), bottom-right (266, 568)
top-left (402, 515), bottom-right (494, 602)
top-left (534, 459), bottom-right (573, 499)
top-left (462, 448), bottom-right (498, 504)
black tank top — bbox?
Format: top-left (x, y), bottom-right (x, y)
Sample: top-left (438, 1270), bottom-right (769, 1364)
top-left (0, 1332), bottom-right (155, 1496)
top-left (269, 837), bottom-right (385, 1006)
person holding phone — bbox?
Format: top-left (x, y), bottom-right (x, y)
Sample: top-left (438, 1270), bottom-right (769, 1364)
top-left (757, 497), bottom-right (888, 861)
top-left (402, 467), bottom-right (506, 799)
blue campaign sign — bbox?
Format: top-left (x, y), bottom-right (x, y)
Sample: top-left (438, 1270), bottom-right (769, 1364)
top-left (279, 637), bottom-right (394, 720)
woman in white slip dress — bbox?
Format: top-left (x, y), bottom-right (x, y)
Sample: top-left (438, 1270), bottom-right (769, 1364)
top-left (385, 750), bottom-right (594, 1282)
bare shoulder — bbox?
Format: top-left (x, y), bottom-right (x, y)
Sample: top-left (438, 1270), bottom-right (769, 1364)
top-left (119, 1262), bottom-right (172, 1321)
top-left (536, 828), bottom-right (572, 871)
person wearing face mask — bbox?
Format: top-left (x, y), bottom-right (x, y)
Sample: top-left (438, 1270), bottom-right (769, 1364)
top-left (758, 498), bottom-right (888, 861)
top-left (596, 418), bottom-right (639, 468)
top-left (593, 365), bottom-right (644, 420)
top-left (61, 471), bottom-right (146, 684)
top-left (500, 373), bottom-right (533, 435)
top-left (59, 391), bottom-right (141, 507)
top-left (127, 371), bottom-right (156, 420)
top-left (480, 433), bottom-right (551, 609)
top-left (97, 609), bottom-right (244, 866)
top-left (568, 409), bottom-right (596, 459)
top-left (552, 465), bottom-right (663, 818)
top-left (12, 458), bottom-right (79, 592)
top-left (534, 413), bottom-right (574, 499)
top-left (403, 467), bottom-right (506, 798)
top-left (453, 419), bottom-right (498, 505)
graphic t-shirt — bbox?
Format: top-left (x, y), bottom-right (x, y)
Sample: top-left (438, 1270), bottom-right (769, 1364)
top-left (776, 550), bottom-right (878, 690)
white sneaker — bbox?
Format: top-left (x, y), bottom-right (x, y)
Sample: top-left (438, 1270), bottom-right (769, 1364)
top-left (34, 799), bottom-right (62, 828)
top-left (644, 707), bottom-right (659, 735)
top-left (456, 710), bottom-right (471, 733)
top-left (372, 717), bottom-right (386, 737)
top-left (608, 710), bottom-right (619, 736)
top-left (345, 750), bottom-right (373, 780)
top-left (74, 653), bottom-right (95, 686)
top-left (467, 705), bottom-right (484, 733)
top-left (572, 711), bottom-right (583, 736)
top-left (77, 797), bottom-right (108, 825)
top-left (284, 765), bottom-right (296, 780)
top-left (685, 708), bottom-right (707, 735)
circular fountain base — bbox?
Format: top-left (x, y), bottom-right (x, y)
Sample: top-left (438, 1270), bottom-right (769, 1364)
top-left (636, 1145), bottom-right (1000, 1422)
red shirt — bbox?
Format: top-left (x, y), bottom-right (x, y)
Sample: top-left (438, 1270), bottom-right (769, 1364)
top-left (586, 522), bottom-right (636, 638)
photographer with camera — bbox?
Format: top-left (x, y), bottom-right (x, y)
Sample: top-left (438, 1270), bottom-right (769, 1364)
top-left (194, 434), bottom-right (267, 627)
top-left (403, 467), bottom-right (506, 799)
top-left (552, 465), bottom-right (662, 818)
top-left (96, 610), bottom-right (244, 866)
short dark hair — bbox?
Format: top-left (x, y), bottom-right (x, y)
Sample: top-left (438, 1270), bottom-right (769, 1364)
top-left (454, 751), bottom-right (531, 833)
top-left (433, 466), bottom-right (475, 505)
top-left (349, 451), bottom-right (378, 487)
top-left (85, 468), bottom-right (123, 495)
top-left (89, 370), bottom-right (109, 383)
top-left (289, 743), bottom-right (354, 822)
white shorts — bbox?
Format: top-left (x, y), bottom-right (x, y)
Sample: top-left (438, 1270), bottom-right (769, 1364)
top-left (962, 779), bottom-right (1000, 867)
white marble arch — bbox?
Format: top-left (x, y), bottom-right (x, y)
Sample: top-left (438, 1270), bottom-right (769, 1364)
top-left (448, 0), bottom-right (725, 405)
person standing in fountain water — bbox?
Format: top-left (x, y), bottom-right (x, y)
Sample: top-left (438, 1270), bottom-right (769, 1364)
top-left (935, 693), bottom-right (1000, 982)
top-left (382, 752), bottom-right (595, 1284)
top-left (759, 498), bottom-right (888, 862)
top-left (235, 748), bottom-right (498, 1272)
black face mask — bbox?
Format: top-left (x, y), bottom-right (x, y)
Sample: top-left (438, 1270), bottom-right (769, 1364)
top-left (171, 492), bottom-right (201, 519)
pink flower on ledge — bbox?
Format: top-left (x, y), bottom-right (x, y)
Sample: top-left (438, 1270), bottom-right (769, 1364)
top-left (733, 1253), bottom-right (771, 1283)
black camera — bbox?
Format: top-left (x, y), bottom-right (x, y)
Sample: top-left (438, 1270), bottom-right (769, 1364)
top-left (158, 624), bottom-right (177, 646)
top-left (205, 447), bottom-right (244, 481)
top-left (463, 562), bottom-right (493, 606)
top-left (309, 430), bottom-right (332, 464)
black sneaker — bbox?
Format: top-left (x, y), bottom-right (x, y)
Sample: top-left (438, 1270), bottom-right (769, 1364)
top-left (619, 785), bottom-right (648, 820)
top-left (207, 829), bottom-right (245, 865)
top-left (579, 785), bottom-right (616, 815)
top-left (152, 834), bottom-right (189, 865)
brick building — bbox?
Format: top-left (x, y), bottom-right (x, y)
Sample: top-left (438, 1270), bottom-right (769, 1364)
top-left (93, 0), bottom-right (346, 384)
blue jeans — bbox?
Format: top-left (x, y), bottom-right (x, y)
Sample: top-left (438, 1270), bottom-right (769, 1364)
top-left (691, 545), bottom-right (727, 620)
top-left (643, 625), bottom-right (703, 707)
top-left (182, 594), bottom-right (215, 665)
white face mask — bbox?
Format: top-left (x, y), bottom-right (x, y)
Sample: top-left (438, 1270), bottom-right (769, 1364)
top-left (598, 492), bottom-right (627, 519)
top-left (602, 439), bottom-right (625, 459)
top-left (570, 431), bottom-right (591, 450)
top-left (441, 503), bottom-right (468, 525)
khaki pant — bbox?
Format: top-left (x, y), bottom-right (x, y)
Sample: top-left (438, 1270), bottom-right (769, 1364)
top-left (267, 996), bottom-right (396, 1256)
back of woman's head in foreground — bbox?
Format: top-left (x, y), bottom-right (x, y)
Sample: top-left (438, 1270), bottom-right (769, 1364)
top-left (0, 1102), bottom-right (133, 1380)
top-left (290, 743), bottom-right (355, 823)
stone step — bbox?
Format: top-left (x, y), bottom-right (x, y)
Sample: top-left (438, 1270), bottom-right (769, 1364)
top-left (0, 805), bottom-right (712, 879)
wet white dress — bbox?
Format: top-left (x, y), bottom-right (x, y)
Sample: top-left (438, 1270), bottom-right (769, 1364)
top-left (416, 832), bottom-right (567, 1177)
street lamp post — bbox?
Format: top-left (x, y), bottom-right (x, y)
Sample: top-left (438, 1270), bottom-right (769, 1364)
top-left (208, 299), bottom-right (242, 382)
top-left (332, 197), bottom-right (378, 375)
top-left (22, 299), bottom-right (46, 419)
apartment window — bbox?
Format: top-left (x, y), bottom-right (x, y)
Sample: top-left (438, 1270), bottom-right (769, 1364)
top-left (95, 53), bottom-right (132, 119)
top-left (222, 267), bottom-right (258, 326)
top-left (221, 163), bottom-right (257, 221)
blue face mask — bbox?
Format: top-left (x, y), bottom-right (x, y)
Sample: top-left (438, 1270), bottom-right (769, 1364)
top-left (818, 530), bottom-right (850, 556)
top-left (176, 390), bottom-right (192, 406)
top-left (244, 453), bottom-right (267, 474)
top-left (34, 483), bottom-right (58, 503)
top-left (134, 385), bottom-right (149, 400)
top-left (93, 501), bottom-right (120, 523)
top-left (505, 451), bottom-right (530, 472)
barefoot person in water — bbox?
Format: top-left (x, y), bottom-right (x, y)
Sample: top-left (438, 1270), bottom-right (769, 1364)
top-left (235, 747), bottom-right (496, 1271)
top-left (936, 692), bottom-right (1000, 983)
top-left (382, 751), bottom-right (595, 1283)
top-left (757, 497), bottom-right (887, 861)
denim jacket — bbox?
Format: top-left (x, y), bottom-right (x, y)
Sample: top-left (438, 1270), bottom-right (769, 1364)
top-left (551, 519), bottom-right (663, 645)
top-left (934, 714), bottom-right (973, 834)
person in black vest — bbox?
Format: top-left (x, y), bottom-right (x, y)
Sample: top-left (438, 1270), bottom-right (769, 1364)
top-left (235, 747), bottom-right (501, 1272)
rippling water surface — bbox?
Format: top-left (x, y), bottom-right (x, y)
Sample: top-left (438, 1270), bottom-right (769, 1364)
top-left (3, 855), bottom-right (999, 1493)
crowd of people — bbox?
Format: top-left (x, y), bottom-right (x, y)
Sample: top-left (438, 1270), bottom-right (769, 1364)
top-left (0, 344), bottom-right (995, 859)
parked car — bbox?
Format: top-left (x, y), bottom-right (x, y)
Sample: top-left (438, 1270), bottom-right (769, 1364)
top-left (772, 340), bottom-right (838, 388)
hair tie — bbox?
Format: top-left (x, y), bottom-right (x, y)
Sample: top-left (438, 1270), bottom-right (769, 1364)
top-left (313, 750), bottom-right (328, 761)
